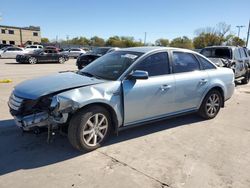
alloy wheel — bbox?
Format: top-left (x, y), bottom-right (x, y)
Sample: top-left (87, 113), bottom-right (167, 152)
top-left (206, 94), bottom-right (220, 116)
top-left (82, 113), bottom-right (108, 147)
top-left (29, 57), bottom-right (37, 64)
top-left (59, 57), bottom-right (65, 64)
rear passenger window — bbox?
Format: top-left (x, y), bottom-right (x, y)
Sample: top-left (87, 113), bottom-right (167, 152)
top-left (239, 48), bottom-right (247, 58)
top-left (71, 49), bottom-right (80, 51)
top-left (135, 52), bottom-right (169, 76)
top-left (234, 49), bottom-right (241, 60)
top-left (197, 55), bottom-right (216, 69)
top-left (173, 52), bottom-right (200, 73)
top-left (243, 48), bottom-right (249, 57)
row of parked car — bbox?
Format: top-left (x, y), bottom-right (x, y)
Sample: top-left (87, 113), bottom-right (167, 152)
top-left (0, 44), bottom-right (88, 59)
top-left (0, 44), bottom-right (120, 65)
top-left (1, 43), bottom-right (249, 83)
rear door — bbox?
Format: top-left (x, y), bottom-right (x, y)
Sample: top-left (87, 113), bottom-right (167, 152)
top-left (122, 51), bottom-right (176, 126)
top-left (239, 47), bottom-right (249, 74)
top-left (233, 48), bottom-right (245, 77)
top-left (51, 50), bottom-right (59, 62)
top-left (12, 48), bottom-right (23, 58)
top-left (71, 49), bottom-right (81, 57)
top-left (171, 51), bottom-right (209, 111)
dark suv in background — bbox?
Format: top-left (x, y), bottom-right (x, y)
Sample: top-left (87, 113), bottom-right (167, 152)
top-left (200, 46), bottom-right (249, 84)
top-left (76, 47), bottom-right (119, 69)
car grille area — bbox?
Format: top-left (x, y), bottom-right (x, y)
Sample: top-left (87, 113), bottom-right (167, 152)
top-left (8, 93), bottom-right (24, 115)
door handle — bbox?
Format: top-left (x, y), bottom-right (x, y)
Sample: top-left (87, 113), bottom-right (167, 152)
top-left (160, 84), bottom-right (171, 91)
top-left (199, 79), bottom-right (208, 84)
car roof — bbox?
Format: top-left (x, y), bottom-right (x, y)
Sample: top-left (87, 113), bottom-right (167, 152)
top-left (119, 46), bottom-right (197, 54)
top-left (5, 46), bottom-right (21, 49)
top-left (202, 46), bottom-right (238, 50)
top-left (95, 47), bottom-right (112, 49)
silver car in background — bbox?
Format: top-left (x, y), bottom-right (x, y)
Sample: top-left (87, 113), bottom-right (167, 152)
top-left (8, 47), bottom-right (235, 151)
top-left (60, 48), bottom-right (86, 58)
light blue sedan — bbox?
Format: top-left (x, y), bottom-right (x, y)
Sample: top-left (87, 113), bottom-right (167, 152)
top-left (8, 47), bottom-right (235, 151)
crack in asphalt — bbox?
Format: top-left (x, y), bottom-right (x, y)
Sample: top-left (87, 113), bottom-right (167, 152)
top-left (98, 151), bottom-right (171, 188)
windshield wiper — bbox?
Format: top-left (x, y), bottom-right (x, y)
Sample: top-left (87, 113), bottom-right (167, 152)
top-left (80, 71), bottom-right (103, 79)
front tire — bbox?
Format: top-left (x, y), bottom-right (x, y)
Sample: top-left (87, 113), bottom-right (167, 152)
top-left (198, 90), bottom-right (222, 119)
top-left (68, 106), bottom-right (111, 152)
top-left (28, 57), bottom-right (37, 64)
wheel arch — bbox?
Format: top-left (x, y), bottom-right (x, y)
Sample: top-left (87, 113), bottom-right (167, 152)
top-left (72, 102), bottom-right (119, 134)
top-left (200, 86), bottom-right (225, 108)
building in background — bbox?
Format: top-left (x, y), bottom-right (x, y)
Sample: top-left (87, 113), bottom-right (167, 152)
top-left (0, 25), bottom-right (41, 46)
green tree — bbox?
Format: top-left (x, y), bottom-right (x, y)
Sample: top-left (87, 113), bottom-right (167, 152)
top-left (70, 37), bottom-right (90, 46)
top-left (106, 36), bottom-right (123, 47)
top-left (226, 36), bottom-right (245, 46)
top-left (193, 33), bottom-right (221, 49)
top-left (155, 38), bottom-right (169, 46)
top-left (90, 36), bottom-right (105, 46)
top-left (193, 22), bottom-right (232, 48)
top-left (170, 36), bottom-right (193, 49)
top-left (41, 37), bottom-right (50, 43)
top-left (106, 36), bottom-right (143, 47)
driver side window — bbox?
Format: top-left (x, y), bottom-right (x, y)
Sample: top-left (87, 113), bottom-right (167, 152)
top-left (135, 52), bottom-right (169, 76)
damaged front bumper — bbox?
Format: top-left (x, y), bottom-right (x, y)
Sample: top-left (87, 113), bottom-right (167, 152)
top-left (14, 112), bottom-right (49, 131)
top-left (14, 111), bottom-right (69, 131)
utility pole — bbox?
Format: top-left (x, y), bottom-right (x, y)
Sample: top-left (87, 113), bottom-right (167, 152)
top-left (66, 35), bottom-right (69, 48)
top-left (236, 25), bottom-right (245, 37)
top-left (246, 20), bottom-right (250, 47)
top-left (144, 32), bottom-right (147, 46)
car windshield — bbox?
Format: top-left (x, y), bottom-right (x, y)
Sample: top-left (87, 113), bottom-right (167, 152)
top-left (26, 45), bottom-right (37, 49)
top-left (201, 48), bottom-right (232, 59)
top-left (80, 51), bottom-right (143, 80)
top-left (91, 48), bottom-right (110, 55)
top-left (0, 47), bottom-right (8, 51)
top-left (32, 50), bottom-right (43, 54)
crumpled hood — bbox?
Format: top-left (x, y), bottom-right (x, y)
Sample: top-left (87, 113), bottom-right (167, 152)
top-left (14, 72), bottom-right (106, 100)
top-left (208, 58), bottom-right (230, 67)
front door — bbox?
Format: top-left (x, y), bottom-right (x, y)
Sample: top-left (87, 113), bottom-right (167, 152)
top-left (122, 52), bottom-right (176, 126)
top-left (3, 48), bottom-right (15, 58)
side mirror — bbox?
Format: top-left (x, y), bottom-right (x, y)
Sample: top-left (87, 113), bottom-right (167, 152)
top-left (128, 70), bottom-right (149, 80)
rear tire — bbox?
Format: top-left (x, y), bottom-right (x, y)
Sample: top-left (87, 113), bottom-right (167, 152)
top-left (241, 70), bottom-right (249, 84)
top-left (198, 90), bottom-right (222, 119)
top-left (58, 57), bottom-right (65, 64)
top-left (68, 106), bottom-right (111, 152)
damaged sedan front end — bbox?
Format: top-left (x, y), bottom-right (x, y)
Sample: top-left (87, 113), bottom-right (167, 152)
top-left (8, 71), bottom-right (113, 132)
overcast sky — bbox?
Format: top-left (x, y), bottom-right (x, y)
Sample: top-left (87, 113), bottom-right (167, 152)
top-left (0, 0), bottom-right (249, 46)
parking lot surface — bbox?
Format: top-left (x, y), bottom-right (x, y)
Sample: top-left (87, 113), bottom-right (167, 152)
top-left (0, 59), bottom-right (250, 188)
